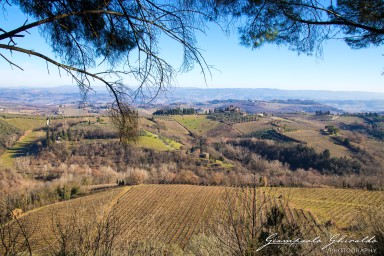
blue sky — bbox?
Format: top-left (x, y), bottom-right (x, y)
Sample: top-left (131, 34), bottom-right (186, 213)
top-left (1, 4), bottom-right (384, 93)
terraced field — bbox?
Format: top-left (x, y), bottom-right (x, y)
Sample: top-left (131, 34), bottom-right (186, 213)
top-left (4, 185), bottom-right (382, 254)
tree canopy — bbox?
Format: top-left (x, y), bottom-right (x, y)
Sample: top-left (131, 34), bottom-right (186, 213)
top-left (1, 0), bottom-right (212, 143)
top-left (1, 0), bottom-right (210, 95)
top-left (216, 0), bottom-right (384, 54)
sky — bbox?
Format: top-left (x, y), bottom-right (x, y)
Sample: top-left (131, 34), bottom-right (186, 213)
top-left (1, 4), bottom-right (384, 93)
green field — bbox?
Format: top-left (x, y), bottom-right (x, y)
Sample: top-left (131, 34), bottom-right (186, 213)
top-left (138, 131), bottom-right (182, 151)
top-left (173, 115), bottom-right (220, 135)
top-left (0, 130), bottom-right (45, 168)
top-left (3, 117), bottom-right (46, 131)
top-left (160, 136), bottom-right (182, 149)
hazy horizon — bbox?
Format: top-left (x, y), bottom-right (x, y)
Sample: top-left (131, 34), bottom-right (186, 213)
top-left (2, 84), bottom-right (384, 95)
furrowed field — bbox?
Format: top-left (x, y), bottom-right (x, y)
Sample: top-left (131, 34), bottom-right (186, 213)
top-left (3, 185), bottom-right (382, 255)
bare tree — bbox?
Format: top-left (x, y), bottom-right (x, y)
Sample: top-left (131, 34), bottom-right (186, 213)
top-left (108, 101), bottom-right (139, 145)
top-left (213, 185), bottom-right (265, 255)
top-left (47, 204), bottom-right (122, 256)
top-left (211, 183), bottom-right (319, 256)
top-left (0, 199), bottom-right (36, 256)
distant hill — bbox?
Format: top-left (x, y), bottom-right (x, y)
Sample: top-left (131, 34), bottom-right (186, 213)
top-left (162, 87), bottom-right (384, 101)
top-left (150, 88), bottom-right (384, 112)
top-left (1, 86), bottom-right (384, 112)
top-left (191, 99), bottom-right (342, 114)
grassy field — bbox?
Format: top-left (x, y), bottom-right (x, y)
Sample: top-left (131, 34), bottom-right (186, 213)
top-left (6, 185), bottom-right (382, 254)
top-left (138, 134), bottom-right (170, 151)
top-left (160, 136), bottom-right (182, 149)
top-left (3, 117), bottom-right (46, 131)
top-left (173, 115), bottom-right (220, 135)
top-left (138, 131), bottom-right (182, 151)
top-left (0, 130), bottom-right (45, 168)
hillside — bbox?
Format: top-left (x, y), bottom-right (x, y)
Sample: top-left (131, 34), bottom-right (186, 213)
top-left (3, 184), bottom-right (382, 255)
top-left (1, 111), bottom-right (383, 188)
top-left (1, 105), bottom-right (384, 255)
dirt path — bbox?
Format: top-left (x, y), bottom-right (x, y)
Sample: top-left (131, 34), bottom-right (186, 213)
top-left (231, 124), bottom-right (244, 136)
top-left (17, 129), bottom-right (33, 142)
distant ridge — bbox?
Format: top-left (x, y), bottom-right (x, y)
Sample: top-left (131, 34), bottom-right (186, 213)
top-left (162, 87), bottom-right (384, 101)
top-left (1, 86), bottom-right (384, 100)
top-left (1, 86), bottom-right (384, 112)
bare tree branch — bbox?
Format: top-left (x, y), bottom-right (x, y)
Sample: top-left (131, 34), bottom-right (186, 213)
top-left (0, 52), bottom-right (23, 70)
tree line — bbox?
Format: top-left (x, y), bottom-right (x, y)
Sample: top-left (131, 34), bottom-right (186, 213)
top-left (208, 112), bottom-right (259, 124)
top-left (153, 108), bottom-right (196, 116)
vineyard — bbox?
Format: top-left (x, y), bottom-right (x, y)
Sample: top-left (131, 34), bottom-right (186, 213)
top-left (267, 187), bottom-right (384, 230)
top-left (3, 185), bottom-right (382, 254)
